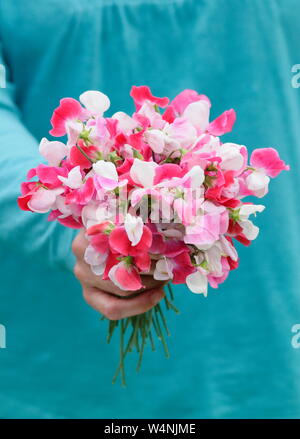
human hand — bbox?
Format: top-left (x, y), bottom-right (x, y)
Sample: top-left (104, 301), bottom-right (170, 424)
top-left (72, 229), bottom-right (166, 320)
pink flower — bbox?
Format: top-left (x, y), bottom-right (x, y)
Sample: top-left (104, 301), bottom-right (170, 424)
top-left (171, 251), bottom-right (195, 284)
top-left (208, 109), bottom-right (236, 136)
top-left (18, 86), bottom-right (291, 299)
top-left (18, 184), bottom-right (63, 213)
top-left (109, 224), bottom-right (152, 257)
top-left (167, 89), bottom-right (211, 116)
top-left (69, 142), bottom-right (97, 169)
top-left (50, 98), bottom-right (86, 137)
top-left (130, 85), bottom-right (169, 111)
top-left (246, 148), bottom-right (289, 197)
top-left (108, 261), bottom-right (143, 291)
top-left (65, 177), bottom-right (95, 205)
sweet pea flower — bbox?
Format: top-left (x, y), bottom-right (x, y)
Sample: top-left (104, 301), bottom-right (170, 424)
top-left (130, 158), bottom-right (158, 188)
top-left (236, 204), bottom-right (265, 241)
top-left (58, 166), bottom-right (83, 189)
top-left (218, 143), bottom-right (245, 171)
top-left (50, 98), bottom-right (86, 137)
top-left (39, 138), bottom-right (68, 166)
top-left (130, 85), bottom-right (169, 111)
top-left (246, 148), bottom-right (290, 197)
top-left (186, 253), bottom-right (208, 295)
top-left (153, 258), bottom-right (174, 281)
top-left (124, 213), bottom-right (144, 246)
top-left (112, 111), bottom-right (139, 134)
top-left (93, 160), bottom-right (119, 190)
top-left (19, 86), bottom-right (290, 299)
top-left (108, 261), bottom-right (143, 291)
top-left (79, 90), bottom-right (110, 115)
top-left (84, 244), bottom-right (108, 276)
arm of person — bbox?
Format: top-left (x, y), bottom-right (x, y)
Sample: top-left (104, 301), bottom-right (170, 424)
top-left (0, 40), bottom-right (76, 271)
top-left (0, 41), bottom-right (165, 316)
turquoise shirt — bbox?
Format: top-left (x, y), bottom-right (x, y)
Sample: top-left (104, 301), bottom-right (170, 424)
top-left (0, 0), bottom-right (300, 418)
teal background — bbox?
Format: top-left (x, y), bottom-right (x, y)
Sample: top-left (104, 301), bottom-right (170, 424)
top-left (0, 0), bottom-right (300, 418)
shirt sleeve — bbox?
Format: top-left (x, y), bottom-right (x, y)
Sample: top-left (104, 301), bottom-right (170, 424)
top-left (0, 41), bottom-right (77, 271)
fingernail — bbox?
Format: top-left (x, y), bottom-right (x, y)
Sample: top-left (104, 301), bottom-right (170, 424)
top-left (151, 291), bottom-right (164, 305)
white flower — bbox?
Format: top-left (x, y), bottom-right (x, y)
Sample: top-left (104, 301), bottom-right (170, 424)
top-left (239, 219), bottom-right (260, 240)
top-left (112, 111), bottom-right (138, 134)
top-left (28, 187), bottom-right (64, 213)
top-left (58, 166), bottom-right (82, 189)
top-left (236, 203), bottom-right (265, 241)
top-left (39, 137), bottom-right (68, 166)
top-left (239, 204), bottom-right (265, 220)
top-left (84, 245), bottom-right (107, 276)
top-left (79, 90), bottom-right (110, 115)
top-left (186, 271), bottom-right (208, 295)
top-left (124, 213), bottom-right (144, 246)
top-left (130, 158), bottom-right (158, 188)
top-left (246, 170), bottom-right (270, 195)
top-left (144, 129), bottom-right (166, 154)
top-left (93, 160), bottom-right (118, 181)
top-left (65, 120), bottom-right (83, 147)
top-left (205, 244), bottom-right (223, 276)
top-left (154, 258), bottom-right (173, 281)
top-left (182, 165), bottom-right (205, 188)
top-left (218, 143), bottom-right (244, 171)
top-left (183, 100), bottom-right (210, 131)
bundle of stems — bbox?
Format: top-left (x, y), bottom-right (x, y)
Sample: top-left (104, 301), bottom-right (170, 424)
top-left (102, 284), bottom-right (179, 386)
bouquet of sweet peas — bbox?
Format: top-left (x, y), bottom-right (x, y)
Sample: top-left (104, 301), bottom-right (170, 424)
top-left (18, 86), bottom-right (289, 384)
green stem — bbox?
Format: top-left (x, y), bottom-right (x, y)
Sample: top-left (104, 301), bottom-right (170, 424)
top-left (120, 320), bottom-right (126, 387)
top-left (164, 297), bottom-right (180, 314)
top-left (155, 311), bottom-right (170, 358)
top-left (155, 303), bottom-right (170, 336)
top-left (167, 283), bottom-right (174, 301)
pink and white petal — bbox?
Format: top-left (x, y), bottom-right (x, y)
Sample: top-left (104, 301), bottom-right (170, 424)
top-left (130, 188), bottom-right (149, 207)
top-left (91, 263), bottom-right (106, 276)
top-left (50, 98), bottom-right (84, 137)
top-left (66, 120), bottom-right (83, 147)
top-left (250, 148), bottom-right (290, 177)
top-left (84, 244), bottom-right (108, 266)
top-left (183, 100), bottom-right (210, 132)
top-left (94, 175), bottom-right (119, 191)
top-left (205, 245), bottom-right (223, 276)
top-left (28, 188), bottom-right (57, 213)
top-left (108, 262), bottom-right (143, 291)
top-left (130, 158), bottom-right (158, 188)
top-left (144, 129), bottom-right (165, 154)
top-left (154, 163), bottom-right (183, 185)
top-left (246, 170), bottom-right (270, 192)
top-left (182, 165), bottom-right (205, 188)
top-left (208, 109), bottom-right (236, 136)
top-left (218, 143), bottom-right (244, 171)
top-left (130, 85), bottom-right (169, 111)
top-left (239, 219), bottom-right (259, 240)
top-left (239, 204), bottom-right (265, 220)
top-left (39, 138), bottom-right (68, 166)
top-left (169, 89), bottom-right (211, 115)
top-left (112, 111), bottom-right (138, 133)
top-left (93, 160), bottom-right (118, 181)
top-left (58, 166), bottom-right (83, 189)
top-left (219, 236), bottom-right (238, 261)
